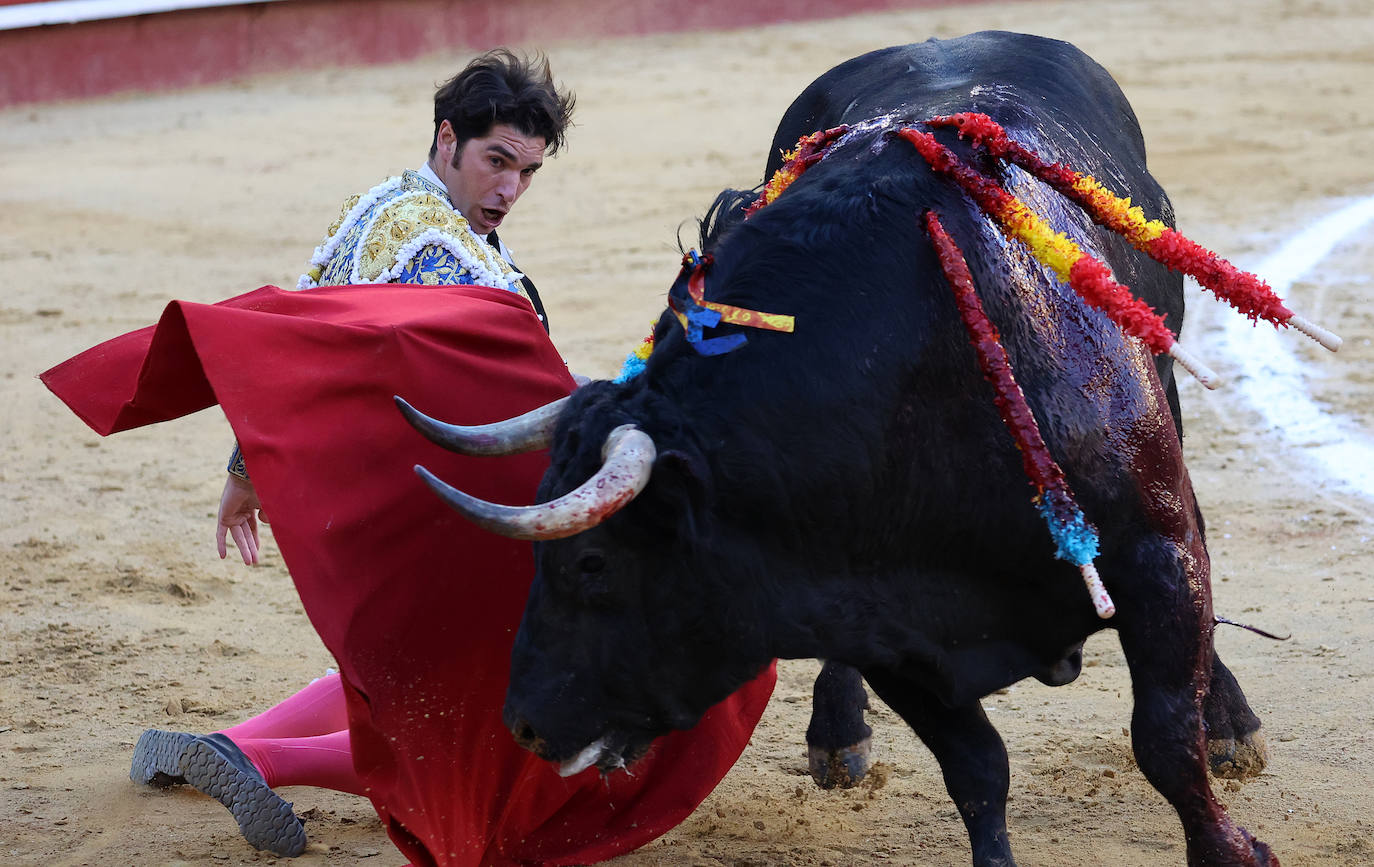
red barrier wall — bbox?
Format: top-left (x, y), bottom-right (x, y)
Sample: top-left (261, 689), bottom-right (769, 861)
top-left (0, 0), bottom-right (990, 108)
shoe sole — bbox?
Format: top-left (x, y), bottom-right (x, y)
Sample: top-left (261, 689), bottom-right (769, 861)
top-left (179, 738), bottom-right (308, 857)
top-left (130, 730), bottom-right (196, 787)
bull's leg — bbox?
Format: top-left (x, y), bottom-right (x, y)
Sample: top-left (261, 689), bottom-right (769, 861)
top-left (1205, 654), bottom-right (1268, 780)
top-left (1114, 568), bottom-right (1277, 866)
top-left (806, 660), bottom-right (872, 789)
top-left (862, 668), bottom-right (1014, 867)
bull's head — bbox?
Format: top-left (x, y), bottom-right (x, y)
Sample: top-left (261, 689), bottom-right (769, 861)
top-left (398, 387), bottom-right (768, 776)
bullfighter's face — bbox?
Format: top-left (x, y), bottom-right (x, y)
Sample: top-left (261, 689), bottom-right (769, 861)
top-left (431, 120), bottom-right (544, 236)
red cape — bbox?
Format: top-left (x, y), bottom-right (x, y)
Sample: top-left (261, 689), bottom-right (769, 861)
top-left (41, 283), bottom-right (776, 866)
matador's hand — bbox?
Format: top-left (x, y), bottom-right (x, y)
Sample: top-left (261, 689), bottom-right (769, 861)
top-left (216, 474), bottom-right (268, 565)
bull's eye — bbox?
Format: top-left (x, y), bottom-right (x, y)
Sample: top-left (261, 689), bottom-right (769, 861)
top-left (577, 549), bottom-right (607, 576)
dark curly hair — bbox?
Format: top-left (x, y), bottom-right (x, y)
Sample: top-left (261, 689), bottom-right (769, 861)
top-left (430, 48), bottom-right (576, 159)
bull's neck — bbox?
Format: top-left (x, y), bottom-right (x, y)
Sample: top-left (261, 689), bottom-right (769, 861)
top-left (759, 570), bottom-right (913, 667)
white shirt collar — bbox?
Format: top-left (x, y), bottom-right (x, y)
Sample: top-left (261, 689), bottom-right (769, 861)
top-left (417, 162), bottom-right (449, 202)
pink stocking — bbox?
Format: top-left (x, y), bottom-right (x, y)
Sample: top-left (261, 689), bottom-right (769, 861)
top-left (236, 729), bottom-right (366, 797)
top-left (219, 672), bottom-right (349, 739)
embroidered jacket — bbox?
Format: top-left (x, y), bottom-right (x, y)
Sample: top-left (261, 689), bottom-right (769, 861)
top-left (296, 170), bottom-right (528, 298)
top-left (228, 171), bottom-right (537, 480)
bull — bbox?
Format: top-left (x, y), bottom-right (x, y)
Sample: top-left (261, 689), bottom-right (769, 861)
top-left (403, 31), bottom-right (1277, 866)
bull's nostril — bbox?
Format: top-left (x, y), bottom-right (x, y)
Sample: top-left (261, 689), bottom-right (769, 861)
top-left (507, 719), bottom-right (555, 760)
top-left (510, 719), bottom-right (539, 749)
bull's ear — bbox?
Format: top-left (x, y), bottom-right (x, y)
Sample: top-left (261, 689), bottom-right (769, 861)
top-left (636, 448), bottom-right (709, 536)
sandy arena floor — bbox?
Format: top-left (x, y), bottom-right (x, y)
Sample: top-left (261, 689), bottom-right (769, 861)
top-left (2, 0), bottom-right (1372, 864)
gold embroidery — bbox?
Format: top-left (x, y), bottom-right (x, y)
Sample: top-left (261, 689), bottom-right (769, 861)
top-left (418, 207), bottom-right (449, 227)
top-left (358, 192), bottom-right (474, 281)
top-left (308, 173), bottom-right (528, 302)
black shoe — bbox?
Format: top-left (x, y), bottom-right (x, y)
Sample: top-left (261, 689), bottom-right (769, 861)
top-left (179, 733), bottom-right (308, 857)
top-left (129, 729), bottom-right (196, 787)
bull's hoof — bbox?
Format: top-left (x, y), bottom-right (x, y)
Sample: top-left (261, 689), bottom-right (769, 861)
top-left (808, 736), bottom-right (871, 789)
top-left (1208, 730), bottom-right (1269, 781)
top-left (1238, 824), bottom-right (1280, 867)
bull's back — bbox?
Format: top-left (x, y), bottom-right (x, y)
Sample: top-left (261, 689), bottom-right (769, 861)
top-left (766, 31), bottom-right (1147, 177)
top-left (718, 33), bottom-right (1191, 563)
top-left (762, 31), bottom-right (1185, 436)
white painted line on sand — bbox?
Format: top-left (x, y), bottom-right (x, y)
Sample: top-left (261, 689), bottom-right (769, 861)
top-left (1215, 195), bottom-right (1374, 498)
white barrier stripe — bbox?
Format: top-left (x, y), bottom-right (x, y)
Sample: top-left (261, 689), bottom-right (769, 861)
top-left (1217, 194), bottom-right (1374, 498)
top-left (0, 0), bottom-right (289, 31)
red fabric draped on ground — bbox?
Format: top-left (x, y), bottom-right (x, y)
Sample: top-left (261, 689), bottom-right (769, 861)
top-left (40, 283), bottom-right (776, 866)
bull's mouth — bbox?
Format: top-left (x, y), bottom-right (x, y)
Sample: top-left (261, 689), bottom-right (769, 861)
top-left (556, 731), bottom-right (652, 778)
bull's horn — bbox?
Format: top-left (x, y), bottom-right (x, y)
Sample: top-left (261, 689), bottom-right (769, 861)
top-left (395, 395), bottom-right (568, 456)
top-left (415, 424), bottom-right (656, 540)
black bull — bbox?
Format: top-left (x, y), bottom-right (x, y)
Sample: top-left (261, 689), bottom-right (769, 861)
top-left (407, 31), bottom-right (1279, 867)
